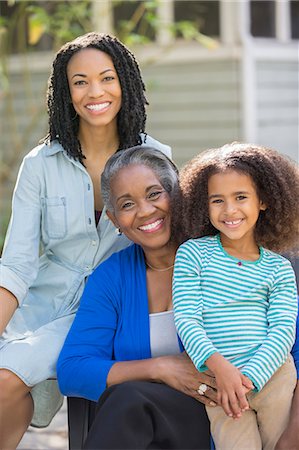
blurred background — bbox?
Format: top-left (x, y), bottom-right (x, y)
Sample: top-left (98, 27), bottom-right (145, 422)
top-left (1, 0), bottom-right (298, 250)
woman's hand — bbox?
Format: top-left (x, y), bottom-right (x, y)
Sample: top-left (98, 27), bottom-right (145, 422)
top-left (156, 352), bottom-right (218, 407)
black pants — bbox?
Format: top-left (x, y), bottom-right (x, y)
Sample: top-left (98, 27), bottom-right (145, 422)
top-left (83, 381), bottom-right (211, 450)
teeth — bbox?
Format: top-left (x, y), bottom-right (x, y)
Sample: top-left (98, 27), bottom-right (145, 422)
top-left (86, 102), bottom-right (110, 111)
top-left (224, 219), bottom-right (242, 225)
top-left (139, 219), bottom-right (163, 231)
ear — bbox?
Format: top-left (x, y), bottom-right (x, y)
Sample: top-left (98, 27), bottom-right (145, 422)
top-left (106, 209), bottom-right (120, 229)
top-left (260, 200), bottom-right (267, 211)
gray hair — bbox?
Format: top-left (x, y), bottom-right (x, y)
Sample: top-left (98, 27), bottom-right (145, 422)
top-left (101, 146), bottom-right (179, 211)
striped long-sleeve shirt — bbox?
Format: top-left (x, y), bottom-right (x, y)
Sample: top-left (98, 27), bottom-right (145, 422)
top-left (173, 235), bottom-right (298, 391)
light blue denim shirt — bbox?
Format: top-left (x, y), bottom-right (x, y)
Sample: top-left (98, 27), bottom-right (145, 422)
top-left (0, 135), bottom-right (171, 426)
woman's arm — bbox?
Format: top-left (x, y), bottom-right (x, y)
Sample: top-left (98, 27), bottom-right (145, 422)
top-left (108, 352), bottom-right (218, 407)
top-left (0, 154), bottom-right (42, 331)
top-left (57, 262), bottom-right (218, 405)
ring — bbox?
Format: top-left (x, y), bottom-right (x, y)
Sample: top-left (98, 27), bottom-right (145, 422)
top-left (197, 383), bottom-right (208, 396)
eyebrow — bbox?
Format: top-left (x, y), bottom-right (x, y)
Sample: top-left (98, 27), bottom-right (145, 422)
top-left (115, 184), bottom-right (163, 203)
top-left (71, 68), bottom-right (116, 79)
top-left (209, 190), bottom-right (251, 199)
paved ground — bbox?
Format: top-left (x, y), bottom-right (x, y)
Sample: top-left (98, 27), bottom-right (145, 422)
top-left (17, 399), bottom-right (68, 450)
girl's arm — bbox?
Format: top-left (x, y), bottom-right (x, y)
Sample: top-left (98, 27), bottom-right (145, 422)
top-left (172, 242), bottom-right (218, 372)
top-left (0, 155), bottom-right (42, 333)
top-left (242, 261), bottom-right (297, 391)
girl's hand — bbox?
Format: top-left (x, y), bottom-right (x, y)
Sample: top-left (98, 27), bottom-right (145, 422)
top-left (206, 353), bottom-right (254, 418)
top-left (156, 352), bottom-right (218, 407)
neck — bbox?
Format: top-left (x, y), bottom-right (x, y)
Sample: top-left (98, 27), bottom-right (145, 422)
top-left (78, 121), bottom-right (119, 158)
top-left (220, 233), bottom-right (260, 260)
top-left (143, 243), bottom-right (177, 272)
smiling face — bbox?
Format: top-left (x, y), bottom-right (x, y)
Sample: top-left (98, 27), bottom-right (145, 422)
top-left (208, 169), bottom-right (267, 248)
top-left (67, 48), bottom-right (122, 131)
top-left (106, 164), bottom-right (172, 252)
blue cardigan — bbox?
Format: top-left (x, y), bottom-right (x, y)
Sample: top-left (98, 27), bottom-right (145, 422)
top-left (57, 244), bottom-right (299, 402)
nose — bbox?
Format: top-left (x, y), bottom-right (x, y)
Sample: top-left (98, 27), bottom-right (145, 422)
top-left (137, 200), bottom-right (156, 217)
top-left (88, 81), bottom-right (104, 98)
top-left (224, 201), bottom-right (237, 215)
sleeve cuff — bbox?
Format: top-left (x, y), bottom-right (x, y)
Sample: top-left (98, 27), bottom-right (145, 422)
top-left (0, 264), bottom-right (28, 306)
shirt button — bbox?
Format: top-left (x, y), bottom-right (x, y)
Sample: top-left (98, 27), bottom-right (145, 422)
top-left (91, 240), bottom-right (96, 246)
top-left (85, 266), bottom-right (91, 270)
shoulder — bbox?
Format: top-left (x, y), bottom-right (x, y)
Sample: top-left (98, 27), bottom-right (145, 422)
top-left (262, 249), bottom-right (293, 267)
top-left (175, 236), bottom-right (215, 264)
top-left (140, 134), bottom-right (172, 159)
top-left (261, 249), bottom-right (296, 277)
top-left (91, 244), bottom-right (142, 281)
top-left (23, 140), bottom-right (64, 166)
top-left (178, 236), bottom-right (217, 254)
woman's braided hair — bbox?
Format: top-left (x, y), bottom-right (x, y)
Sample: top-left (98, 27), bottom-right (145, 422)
top-left (43, 32), bottom-right (148, 163)
top-left (176, 142), bottom-right (299, 254)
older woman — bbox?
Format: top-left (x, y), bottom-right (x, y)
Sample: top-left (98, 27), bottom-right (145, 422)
top-left (57, 146), bottom-right (216, 449)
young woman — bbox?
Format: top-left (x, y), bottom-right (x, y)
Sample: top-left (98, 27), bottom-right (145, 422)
top-left (173, 142), bottom-right (299, 450)
top-left (57, 146), bottom-right (218, 450)
top-left (0, 32), bottom-right (171, 449)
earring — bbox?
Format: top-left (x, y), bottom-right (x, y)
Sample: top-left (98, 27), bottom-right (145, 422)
top-left (71, 111), bottom-right (78, 121)
top-left (115, 228), bottom-right (122, 236)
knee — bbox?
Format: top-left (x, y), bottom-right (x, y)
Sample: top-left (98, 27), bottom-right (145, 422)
top-left (0, 369), bottom-right (30, 403)
top-left (108, 381), bottom-right (145, 401)
top-left (100, 381), bottom-right (148, 412)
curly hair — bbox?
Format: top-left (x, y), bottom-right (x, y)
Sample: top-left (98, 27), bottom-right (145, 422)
top-left (176, 142), bottom-right (299, 254)
top-left (42, 32), bottom-right (148, 162)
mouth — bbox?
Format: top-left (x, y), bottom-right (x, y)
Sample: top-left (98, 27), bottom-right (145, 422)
top-left (86, 102), bottom-right (110, 112)
top-left (138, 218), bottom-right (164, 233)
top-left (223, 219), bottom-right (243, 227)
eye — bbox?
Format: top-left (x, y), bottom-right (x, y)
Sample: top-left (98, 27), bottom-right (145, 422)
top-left (211, 198), bottom-right (223, 204)
top-left (121, 201), bottom-right (134, 210)
top-left (74, 80), bottom-right (87, 86)
top-left (148, 190), bottom-right (163, 200)
top-left (236, 195), bottom-right (247, 201)
top-left (103, 76), bottom-right (115, 82)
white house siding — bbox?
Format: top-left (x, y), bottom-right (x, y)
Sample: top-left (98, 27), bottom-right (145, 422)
top-left (143, 59), bottom-right (242, 168)
top-left (255, 60), bottom-right (299, 163)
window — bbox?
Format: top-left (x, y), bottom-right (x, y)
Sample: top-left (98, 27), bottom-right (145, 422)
top-left (290, 0), bottom-right (299, 39)
top-left (174, 1), bottom-right (220, 37)
top-left (250, 0), bottom-right (276, 38)
top-left (112, 1), bottom-right (156, 42)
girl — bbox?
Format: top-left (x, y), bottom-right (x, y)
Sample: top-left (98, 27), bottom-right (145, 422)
top-left (0, 32), bottom-right (170, 449)
top-left (173, 142), bottom-right (299, 450)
